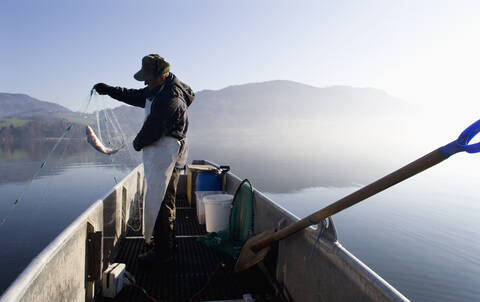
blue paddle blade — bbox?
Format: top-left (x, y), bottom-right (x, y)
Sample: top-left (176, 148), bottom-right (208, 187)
top-left (440, 119), bottom-right (480, 157)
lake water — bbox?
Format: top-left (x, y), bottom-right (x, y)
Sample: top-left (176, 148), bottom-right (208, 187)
top-left (1, 137), bottom-right (479, 301)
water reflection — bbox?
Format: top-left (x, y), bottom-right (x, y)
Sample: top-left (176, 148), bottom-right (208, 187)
top-left (188, 132), bottom-right (411, 193)
top-left (0, 139), bottom-right (141, 184)
top-left (0, 135), bottom-right (387, 192)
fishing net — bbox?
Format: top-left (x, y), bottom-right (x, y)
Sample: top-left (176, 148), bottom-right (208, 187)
top-left (0, 90), bottom-right (95, 226)
top-left (197, 179), bottom-right (254, 257)
top-left (230, 179), bottom-right (254, 245)
top-left (1, 89), bottom-right (143, 228)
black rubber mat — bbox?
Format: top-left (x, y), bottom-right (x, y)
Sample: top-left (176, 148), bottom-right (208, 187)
top-left (176, 209), bottom-right (206, 236)
top-left (176, 196), bottom-right (190, 208)
top-left (108, 238), bottom-right (273, 301)
top-left (126, 197), bottom-right (200, 237)
top-left (101, 196), bottom-right (278, 301)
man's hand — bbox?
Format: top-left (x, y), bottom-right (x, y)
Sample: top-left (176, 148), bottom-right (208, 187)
top-left (93, 83), bottom-right (112, 95)
top-left (133, 138), bottom-right (142, 152)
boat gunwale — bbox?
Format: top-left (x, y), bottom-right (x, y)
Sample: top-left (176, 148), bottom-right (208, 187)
top-left (202, 159), bottom-right (409, 302)
top-left (0, 164), bottom-right (144, 302)
top-left (251, 184), bottom-right (408, 301)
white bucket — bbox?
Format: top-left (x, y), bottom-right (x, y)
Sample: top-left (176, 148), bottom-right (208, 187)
top-left (204, 193), bottom-right (233, 233)
top-left (194, 191), bottom-right (223, 225)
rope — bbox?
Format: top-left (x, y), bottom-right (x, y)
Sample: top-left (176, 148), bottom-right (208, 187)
top-left (1, 91), bottom-right (95, 226)
top-left (134, 284), bottom-right (159, 302)
top-left (1, 88), bottom-right (142, 230)
top-left (1, 123), bottom-right (76, 225)
top-left (96, 110), bottom-right (103, 142)
top-left (308, 218), bottom-right (328, 258)
top-left (123, 270), bottom-right (159, 302)
top-left (1, 88), bottom-right (144, 233)
top-left (19, 135), bottom-right (74, 232)
top-left (188, 261), bottom-right (225, 302)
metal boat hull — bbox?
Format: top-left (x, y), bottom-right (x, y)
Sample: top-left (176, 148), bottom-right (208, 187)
top-left (0, 161), bottom-right (409, 301)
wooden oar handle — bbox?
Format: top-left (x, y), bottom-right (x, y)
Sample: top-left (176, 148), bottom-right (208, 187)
top-left (251, 148), bottom-right (447, 252)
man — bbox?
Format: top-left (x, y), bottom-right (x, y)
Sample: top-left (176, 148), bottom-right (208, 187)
top-left (93, 54), bottom-right (195, 265)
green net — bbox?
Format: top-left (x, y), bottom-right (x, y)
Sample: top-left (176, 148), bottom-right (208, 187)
top-left (197, 179), bottom-right (254, 257)
top-left (230, 179), bottom-right (254, 245)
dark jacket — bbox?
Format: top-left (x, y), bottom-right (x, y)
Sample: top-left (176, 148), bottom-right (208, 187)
top-left (107, 73), bottom-right (195, 150)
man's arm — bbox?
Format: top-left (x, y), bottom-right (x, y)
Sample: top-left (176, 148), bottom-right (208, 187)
top-left (94, 83), bottom-right (147, 108)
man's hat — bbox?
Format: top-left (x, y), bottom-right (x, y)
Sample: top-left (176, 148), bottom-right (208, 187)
top-left (134, 54), bottom-right (170, 81)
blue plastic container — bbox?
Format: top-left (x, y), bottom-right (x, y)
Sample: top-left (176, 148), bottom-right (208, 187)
top-left (196, 172), bottom-right (222, 191)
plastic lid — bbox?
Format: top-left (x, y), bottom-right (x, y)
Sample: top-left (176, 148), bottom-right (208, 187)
top-left (188, 164), bottom-right (217, 172)
top-left (203, 194), bottom-right (233, 204)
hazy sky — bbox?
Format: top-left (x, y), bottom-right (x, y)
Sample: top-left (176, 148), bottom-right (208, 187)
top-left (1, 0), bottom-right (479, 119)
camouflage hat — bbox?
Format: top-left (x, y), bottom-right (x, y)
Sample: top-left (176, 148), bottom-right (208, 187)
top-left (133, 54), bottom-right (170, 81)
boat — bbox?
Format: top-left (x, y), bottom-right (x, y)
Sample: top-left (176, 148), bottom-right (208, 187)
top-left (0, 160), bottom-right (409, 301)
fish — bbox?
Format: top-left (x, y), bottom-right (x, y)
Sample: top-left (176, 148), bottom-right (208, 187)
top-left (85, 125), bottom-right (124, 155)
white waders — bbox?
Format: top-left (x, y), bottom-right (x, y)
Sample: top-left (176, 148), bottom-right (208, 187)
top-left (142, 93), bottom-right (187, 244)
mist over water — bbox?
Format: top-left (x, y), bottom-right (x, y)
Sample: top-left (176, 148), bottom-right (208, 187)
top-left (189, 108), bottom-right (455, 191)
top-left (191, 111), bottom-right (480, 302)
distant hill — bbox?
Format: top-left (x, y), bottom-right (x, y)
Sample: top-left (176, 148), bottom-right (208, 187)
top-left (0, 118), bottom-right (86, 143)
top-left (195, 80), bottom-right (405, 114)
top-left (0, 93), bottom-right (70, 118)
top-left (0, 92), bottom-right (143, 141)
top-left (189, 80), bottom-right (413, 130)
top-left (0, 81), bottom-right (417, 145)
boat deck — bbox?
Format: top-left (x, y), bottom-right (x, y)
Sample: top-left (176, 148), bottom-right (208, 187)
top-left (101, 197), bottom-right (278, 302)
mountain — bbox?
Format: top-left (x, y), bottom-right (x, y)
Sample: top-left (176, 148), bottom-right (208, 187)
top-left (0, 91), bottom-right (143, 141)
top-left (189, 80), bottom-right (414, 131)
top-left (0, 93), bottom-right (70, 118)
top-left (193, 80), bottom-right (409, 116)
top-left (0, 81), bottom-right (412, 128)
top-left (0, 81), bottom-right (417, 145)
top-left (0, 118), bottom-right (86, 142)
